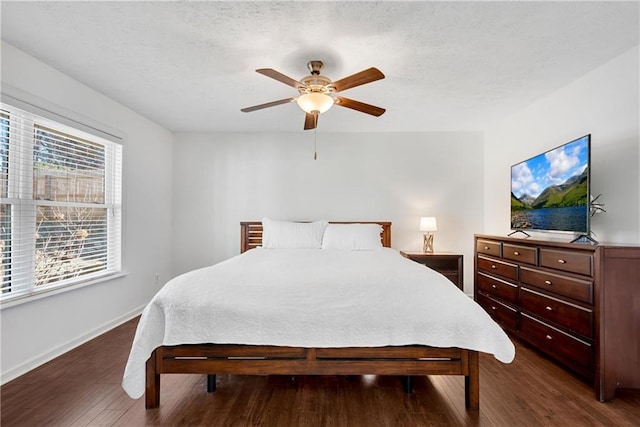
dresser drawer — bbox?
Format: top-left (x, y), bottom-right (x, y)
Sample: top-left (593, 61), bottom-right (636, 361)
top-left (503, 243), bottom-right (537, 265)
top-left (520, 287), bottom-right (592, 338)
top-left (477, 255), bottom-right (518, 281)
top-left (476, 292), bottom-right (517, 332)
top-left (540, 248), bottom-right (593, 276)
top-left (477, 272), bottom-right (518, 304)
top-left (520, 266), bottom-right (593, 304)
top-left (520, 313), bottom-right (592, 377)
top-left (476, 239), bottom-right (502, 257)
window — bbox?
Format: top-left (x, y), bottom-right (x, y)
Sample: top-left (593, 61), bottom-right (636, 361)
top-left (0, 103), bottom-right (122, 304)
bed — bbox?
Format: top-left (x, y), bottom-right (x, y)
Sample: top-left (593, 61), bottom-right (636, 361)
top-left (123, 221), bottom-right (514, 410)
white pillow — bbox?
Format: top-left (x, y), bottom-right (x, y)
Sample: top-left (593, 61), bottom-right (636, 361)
top-left (261, 218), bottom-right (328, 249)
top-left (321, 223), bottom-right (383, 250)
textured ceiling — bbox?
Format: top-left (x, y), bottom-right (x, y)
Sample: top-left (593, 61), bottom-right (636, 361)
top-left (1, 1), bottom-right (638, 133)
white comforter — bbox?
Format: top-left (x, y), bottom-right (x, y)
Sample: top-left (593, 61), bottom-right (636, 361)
top-left (122, 248), bottom-right (515, 398)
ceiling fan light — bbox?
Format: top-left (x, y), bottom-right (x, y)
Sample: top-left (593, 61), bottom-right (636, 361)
top-left (296, 93), bottom-right (334, 114)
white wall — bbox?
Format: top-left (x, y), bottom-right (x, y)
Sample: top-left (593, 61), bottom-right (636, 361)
top-left (484, 46), bottom-right (640, 244)
top-left (172, 131), bottom-right (484, 293)
top-left (0, 42), bottom-right (174, 382)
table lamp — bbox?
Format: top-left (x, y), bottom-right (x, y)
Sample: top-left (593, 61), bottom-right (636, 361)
top-left (420, 217), bottom-right (437, 253)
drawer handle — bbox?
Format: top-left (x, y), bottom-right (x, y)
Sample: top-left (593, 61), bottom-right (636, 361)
top-left (558, 259), bottom-right (566, 264)
top-left (545, 334), bottom-right (553, 340)
top-left (491, 284), bottom-right (497, 289)
top-left (484, 246), bottom-right (490, 250)
top-left (513, 251), bottom-right (520, 256)
top-left (544, 280), bottom-right (552, 285)
top-left (491, 306), bottom-right (496, 311)
top-left (545, 306), bottom-right (553, 312)
top-left (491, 265), bottom-right (496, 269)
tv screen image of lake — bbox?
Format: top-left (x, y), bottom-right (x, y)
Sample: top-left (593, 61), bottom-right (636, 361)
top-left (511, 205), bottom-right (587, 232)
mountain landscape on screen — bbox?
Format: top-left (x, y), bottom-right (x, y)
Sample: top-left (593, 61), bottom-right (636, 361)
top-left (511, 169), bottom-right (588, 211)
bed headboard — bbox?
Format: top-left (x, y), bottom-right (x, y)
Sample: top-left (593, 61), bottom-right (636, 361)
top-left (240, 221), bottom-right (392, 253)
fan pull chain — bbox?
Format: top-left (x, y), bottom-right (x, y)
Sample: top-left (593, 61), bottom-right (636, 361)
top-left (313, 114), bottom-right (318, 160)
top-left (314, 127), bottom-right (318, 160)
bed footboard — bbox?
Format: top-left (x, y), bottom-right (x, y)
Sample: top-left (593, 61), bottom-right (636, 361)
top-left (145, 344), bottom-right (479, 410)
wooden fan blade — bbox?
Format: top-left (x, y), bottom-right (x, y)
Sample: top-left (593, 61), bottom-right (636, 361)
top-left (331, 67), bottom-right (385, 92)
top-left (241, 98), bottom-right (295, 112)
top-left (256, 68), bottom-right (306, 89)
top-left (304, 113), bottom-right (318, 130)
top-left (334, 96), bottom-right (386, 116)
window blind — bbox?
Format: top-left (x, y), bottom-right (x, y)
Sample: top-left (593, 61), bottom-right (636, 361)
top-left (0, 103), bottom-right (122, 303)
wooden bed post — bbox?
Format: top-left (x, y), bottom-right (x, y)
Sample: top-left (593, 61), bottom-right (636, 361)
top-left (465, 350), bottom-right (480, 410)
top-left (145, 349), bottom-right (161, 409)
top-left (207, 374), bottom-right (217, 392)
top-left (402, 376), bottom-right (413, 394)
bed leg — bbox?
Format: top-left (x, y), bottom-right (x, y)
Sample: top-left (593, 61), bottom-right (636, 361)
top-left (145, 349), bottom-right (160, 409)
top-left (207, 374), bottom-right (217, 392)
top-left (402, 375), bottom-right (413, 394)
top-left (465, 351), bottom-right (479, 411)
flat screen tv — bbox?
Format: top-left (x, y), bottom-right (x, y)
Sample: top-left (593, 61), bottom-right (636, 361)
top-left (510, 134), bottom-right (591, 235)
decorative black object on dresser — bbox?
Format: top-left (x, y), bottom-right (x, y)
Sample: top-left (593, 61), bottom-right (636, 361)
top-left (474, 234), bottom-right (640, 402)
top-left (400, 251), bottom-right (463, 290)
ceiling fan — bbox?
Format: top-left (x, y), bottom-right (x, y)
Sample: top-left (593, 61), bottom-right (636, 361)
top-left (241, 61), bottom-right (386, 130)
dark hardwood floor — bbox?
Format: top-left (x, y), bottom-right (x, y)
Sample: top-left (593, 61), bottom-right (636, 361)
top-left (2, 317), bottom-right (639, 426)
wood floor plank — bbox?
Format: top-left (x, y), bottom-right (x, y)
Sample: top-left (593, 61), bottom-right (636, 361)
top-left (2, 316), bottom-right (639, 426)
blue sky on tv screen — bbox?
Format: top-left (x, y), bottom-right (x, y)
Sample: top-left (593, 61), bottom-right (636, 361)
top-left (511, 136), bottom-right (589, 199)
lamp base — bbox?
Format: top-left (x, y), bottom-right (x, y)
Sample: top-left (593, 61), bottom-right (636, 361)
top-left (423, 233), bottom-right (434, 253)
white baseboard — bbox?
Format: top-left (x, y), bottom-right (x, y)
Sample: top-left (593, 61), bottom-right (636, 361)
top-left (1, 305), bottom-right (145, 385)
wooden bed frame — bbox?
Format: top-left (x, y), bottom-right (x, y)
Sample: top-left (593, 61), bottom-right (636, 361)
top-left (145, 221), bottom-right (479, 410)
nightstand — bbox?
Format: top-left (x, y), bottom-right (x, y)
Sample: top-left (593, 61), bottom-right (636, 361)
top-left (400, 251), bottom-right (464, 290)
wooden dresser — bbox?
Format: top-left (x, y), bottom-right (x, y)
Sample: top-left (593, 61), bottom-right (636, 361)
top-left (474, 234), bottom-right (640, 402)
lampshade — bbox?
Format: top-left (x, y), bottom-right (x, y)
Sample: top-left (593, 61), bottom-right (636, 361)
top-left (296, 93), bottom-right (334, 114)
top-left (419, 217), bottom-right (438, 232)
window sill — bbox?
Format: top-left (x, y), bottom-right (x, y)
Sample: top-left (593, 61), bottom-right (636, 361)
top-left (0, 272), bottom-right (129, 310)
